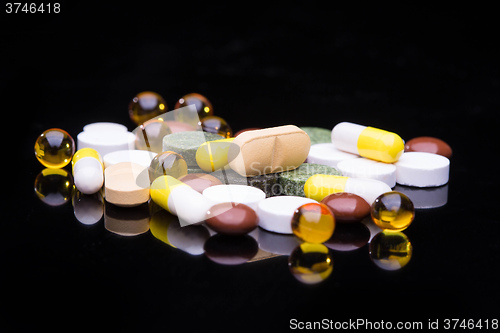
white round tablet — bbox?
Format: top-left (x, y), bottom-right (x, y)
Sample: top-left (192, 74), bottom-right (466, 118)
top-left (103, 150), bottom-right (157, 169)
top-left (83, 122), bottom-right (128, 133)
top-left (202, 185), bottom-right (266, 211)
top-left (306, 143), bottom-right (358, 168)
top-left (77, 130), bottom-right (136, 157)
top-left (257, 196), bottom-right (317, 234)
top-left (337, 157), bottom-right (396, 187)
top-left (395, 152), bottom-right (450, 187)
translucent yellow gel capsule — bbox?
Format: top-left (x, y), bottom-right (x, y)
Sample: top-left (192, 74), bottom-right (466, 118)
top-left (196, 138), bottom-right (234, 172)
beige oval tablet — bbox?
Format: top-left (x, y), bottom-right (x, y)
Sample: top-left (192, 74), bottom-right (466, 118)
top-left (104, 162), bottom-right (150, 207)
top-left (228, 125), bottom-right (310, 177)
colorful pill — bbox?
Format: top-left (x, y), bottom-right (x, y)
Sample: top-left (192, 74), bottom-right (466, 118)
top-left (331, 122), bottom-right (405, 163)
top-left (150, 175), bottom-right (212, 226)
top-left (72, 148), bottom-right (104, 195)
top-left (196, 138), bottom-right (235, 172)
top-left (304, 174), bottom-right (392, 205)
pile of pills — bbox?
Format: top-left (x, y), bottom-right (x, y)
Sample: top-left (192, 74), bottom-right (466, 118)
top-left (33, 91), bottom-right (452, 284)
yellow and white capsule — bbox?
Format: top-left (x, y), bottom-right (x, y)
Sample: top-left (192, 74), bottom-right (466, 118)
top-left (196, 138), bottom-right (234, 172)
top-left (331, 122), bottom-right (404, 163)
top-left (304, 174), bottom-right (391, 205)
top-left (72, 148), bottom-right (104, 195)
top-left (150, 175), bottom-right (212, 227)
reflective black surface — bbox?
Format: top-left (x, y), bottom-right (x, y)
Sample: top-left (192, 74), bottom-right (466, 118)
top-left (4, 4), bottom-right (500, 332)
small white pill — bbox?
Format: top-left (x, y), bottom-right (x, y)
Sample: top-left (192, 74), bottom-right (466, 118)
top-left (77, 130), bottom-right (136, 157)
top-left (257, 196), bottom-right (317, 234)
top-left (83, 122), bottom-right (128, 133)
top-left (103, 150), bottom-right (157, 169)
top-left (394, 152), bottom-right (450, 187)
top-left (202, 185), bottom-right (266, 211)
top-left (337, 157), bottom-right (396, 188)
top-left (306, 143), bottom-right (358, 168)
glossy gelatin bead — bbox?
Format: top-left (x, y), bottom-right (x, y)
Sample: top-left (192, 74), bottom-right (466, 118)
top-left (34, 168), bottom-right (74, 206)
top-left (201, 115), bottom-right (232, 138)
top-left (148, 151), bottom-right (188, 183)
top-left (371, 191), bottom-right (415, 231)
top-left (129, 91), bottom-right (167, 125)
top-left (34, 128), bottom-right (75, 168)
top-left (135, 119), bottom-right (172, 153)
top-left (291, 202), bottom-right (335, 243)
top-left (288, 243), bottom-right (333, 284)
top-left (369, 231), bottom-right (413, 270)
top-left (174, 93), bottom-right (214, 119)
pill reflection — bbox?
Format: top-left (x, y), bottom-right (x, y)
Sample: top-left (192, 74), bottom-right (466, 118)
top-left (72, 190), bottom-right (104, 225)
top-left (34, 168), bottom-right (74, 206)
top-left (204, 234), bottom-right (258, 265)
top-left (369, 231), bottom-right (413, 271)
top-left (150, 209), bottom-right (210, 255)
top-left (324, 222), bottom-right (370, 252)
top-left (288, 243), bottom-right (333, 285)
top-left (104, 201), bottom-right (150, 236)
top-left (394, 184), bottom-right (448, 209)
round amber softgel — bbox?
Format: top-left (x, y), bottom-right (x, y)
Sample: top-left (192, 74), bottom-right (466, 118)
top-left (174, 93), bottom-right (214, 119)
top-left (135, 119), bottom-right (172, 153)
top-left (291, 202), bottom-right (335, 243)
top-left (371, 191), bottom-right (415, 231)
top-left (129, 91), bottom-right (167, 125)
top-left (34, 128), bottom-right (75, 168)
top-left (200, 115), bottom-right (233, 138)
top-left (148, 151), bottom-right (188, 183)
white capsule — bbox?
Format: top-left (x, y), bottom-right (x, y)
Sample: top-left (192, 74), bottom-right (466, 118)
top-left (72, 148), bottom-right (104, 195)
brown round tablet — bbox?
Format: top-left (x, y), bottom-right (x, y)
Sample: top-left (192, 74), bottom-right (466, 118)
top-left (404, 136), bottom-right (452, 158)
top-left (205, 202), bottom-right (258, 235)
top-left (321, 192), bottom-right (370, 223)
top-left (179, 173), bottom-right (223, 193)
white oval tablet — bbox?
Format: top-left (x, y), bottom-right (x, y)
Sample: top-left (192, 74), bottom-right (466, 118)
top-left (306, 143), bottom-right (359, 168)
top-left (103, 150), bottom-right (157, 169)
top-left (395, 152), bottom-right (450, 187)
top-left (257, 196), bottom-right (317, 234)
top-left (77, 131), bottom-right (136, 157)
top-left (83, 122), bottom-right (128, 133)
top-left (202, 184), bottom-right (265, 211)
top-left (337, 157), bottom-right (396, 188)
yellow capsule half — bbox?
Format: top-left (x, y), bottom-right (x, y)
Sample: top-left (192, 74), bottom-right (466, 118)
top-left (357, 127), bottom-right (405, 163)
top-left (304, 175), bottom-right (349, 202)
top-left (150, 175), bottom-right (188, 214)
top-left (196, 138), bottom-right (234, 172)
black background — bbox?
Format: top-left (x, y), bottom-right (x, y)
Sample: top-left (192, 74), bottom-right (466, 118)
top-left (2, 3), bottom-right (500, 332)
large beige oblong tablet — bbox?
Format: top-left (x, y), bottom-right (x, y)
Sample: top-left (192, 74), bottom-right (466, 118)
top-left (228, 125), bottom-right (310, 177)
top-left (104, 162), bottom-right (150, 207)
